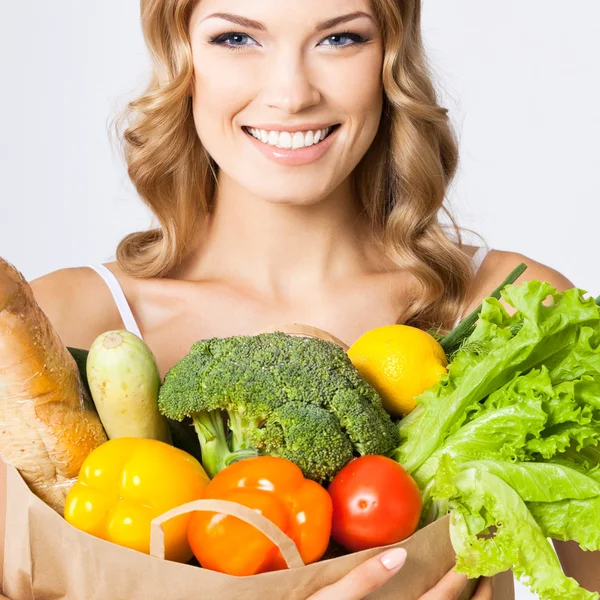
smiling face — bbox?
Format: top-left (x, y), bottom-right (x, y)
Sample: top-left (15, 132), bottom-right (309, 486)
top-left (188, 0), bottom-right (384, 205)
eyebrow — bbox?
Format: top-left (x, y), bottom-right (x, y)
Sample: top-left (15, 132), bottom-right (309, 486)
top-left (201, 11), bottom-right (373, 32)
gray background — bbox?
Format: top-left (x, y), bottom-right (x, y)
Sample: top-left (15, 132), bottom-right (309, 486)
top-left (1, 2), bottom-right (599, 598)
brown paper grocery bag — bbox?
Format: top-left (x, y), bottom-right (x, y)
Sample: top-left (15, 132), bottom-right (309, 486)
top-left (0, 322), bottom-right (514, 599)
top-left (1, 458), bottom-right (514, 600)
top-left (0, 457), bottom-right (6, 591)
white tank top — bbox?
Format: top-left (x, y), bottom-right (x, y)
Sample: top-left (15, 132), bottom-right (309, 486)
top-left (86, 264), bottom-right (143, 339)
top-left (87, 246), bottom-right (491, 340)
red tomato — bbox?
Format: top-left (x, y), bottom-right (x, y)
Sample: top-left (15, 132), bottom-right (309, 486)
top-left (327, 455), bottom-right (422, 552)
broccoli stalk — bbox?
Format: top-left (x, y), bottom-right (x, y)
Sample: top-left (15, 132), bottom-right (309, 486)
top-left (191, 410), bottom-right (258, 478)
top-left (191, 410), bottom-right (230, 478)
top-left (227, 411), bottom-right (260, 454)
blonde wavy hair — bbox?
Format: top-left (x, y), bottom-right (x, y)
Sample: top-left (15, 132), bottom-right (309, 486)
top-left (116, 0), bottom-right (481, 332)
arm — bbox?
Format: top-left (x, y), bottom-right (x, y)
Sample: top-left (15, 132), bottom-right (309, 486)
top-left (29, 267), bottom-right (123, 349)
top-left (462, 249), bottom-right (574, 316)
top-left (468, 249), bottom-right (600, 593)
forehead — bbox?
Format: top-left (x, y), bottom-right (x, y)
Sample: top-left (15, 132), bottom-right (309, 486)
top-left (190, 0), bottom-right (375, 26)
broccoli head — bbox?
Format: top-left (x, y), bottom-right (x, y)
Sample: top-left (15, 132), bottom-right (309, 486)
top-left (158, 332), bottom-right (399, 482)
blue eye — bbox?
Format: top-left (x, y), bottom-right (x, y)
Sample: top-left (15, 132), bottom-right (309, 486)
top-left (209, 32), bottom-right (257, 50)
top-left (319, 32), bottom-right (369, 47)
top-left (209, 30), bottom-right (370, 52)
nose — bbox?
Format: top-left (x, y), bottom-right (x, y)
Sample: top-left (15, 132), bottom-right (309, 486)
top-left (259, 51), bottom-right (321, 114)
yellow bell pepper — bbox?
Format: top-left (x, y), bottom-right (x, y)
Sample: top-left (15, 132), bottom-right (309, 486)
top-left (64, 437), bottom-right (209, 563)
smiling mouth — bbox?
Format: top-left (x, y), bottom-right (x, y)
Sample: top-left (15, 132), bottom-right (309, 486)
top-left (242, 124), bottom-right (341, 150)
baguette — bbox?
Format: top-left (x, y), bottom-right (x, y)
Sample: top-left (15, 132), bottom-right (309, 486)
top-left (0, 257), bottom-right (107, 513)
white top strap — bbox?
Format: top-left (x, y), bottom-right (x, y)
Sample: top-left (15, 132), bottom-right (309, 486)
top-left (471, 245), bottom-right (491, 274)
top-left (86, 265), bottom-right (143, 340)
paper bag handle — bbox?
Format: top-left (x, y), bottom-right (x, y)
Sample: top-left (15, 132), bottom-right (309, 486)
top-left (150, 499), bottom-right (305, 569)
top-left (258, 323), bottom-right (350, 351)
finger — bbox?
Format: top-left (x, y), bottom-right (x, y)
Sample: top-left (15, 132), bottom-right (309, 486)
top-left (308, 547), bottom-right (407, 600)
top-left (419, 567), bottom-right (470, 600)
top-left (472, 576), bottom-right (493, 600)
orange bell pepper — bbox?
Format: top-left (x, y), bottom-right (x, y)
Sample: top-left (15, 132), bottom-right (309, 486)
top-left (64, 437), bottom-right (210, 563)
top-left (188, 456), bottom-right (332, 576)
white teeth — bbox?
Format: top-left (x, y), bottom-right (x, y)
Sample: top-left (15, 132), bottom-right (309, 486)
top-left (292, 131), bottom-right (305, 150)
top-left (246, 126), bottom-right (334, 149)
top-left (279, 131), bottom-right (292, 149)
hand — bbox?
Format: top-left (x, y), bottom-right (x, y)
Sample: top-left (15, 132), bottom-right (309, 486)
top-left (307, 548), bottom-right (408, 599)
top-left (307, 548), bottom-right (493, 600)
top-left (419, 569), bottom-right (493, 600)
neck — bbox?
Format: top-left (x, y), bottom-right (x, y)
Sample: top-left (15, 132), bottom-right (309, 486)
top-left (174, 172), bottom-right (382, 302)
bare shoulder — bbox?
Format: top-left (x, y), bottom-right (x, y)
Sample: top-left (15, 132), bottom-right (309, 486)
top-left (463, 248), bottom-right (575, 314)
top-left (29, 266), bottom-right (124, 349)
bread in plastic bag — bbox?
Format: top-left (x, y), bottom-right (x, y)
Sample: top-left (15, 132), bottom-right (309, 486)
top-left (0, 256), bottom-right (107, 513)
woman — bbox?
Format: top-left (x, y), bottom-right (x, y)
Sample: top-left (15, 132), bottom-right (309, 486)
top-left (30, 0), bottom-right (598, 597)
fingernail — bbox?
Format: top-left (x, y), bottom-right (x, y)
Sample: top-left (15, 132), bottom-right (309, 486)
top-left (380, 548), bottom-right (407, 570)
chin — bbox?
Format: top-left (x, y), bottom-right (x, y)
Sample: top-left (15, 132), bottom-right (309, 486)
top-left (211, 154), bottom-right (351, 207)
top-left (229, 169), bottom-right (334, 206)
top-left (252, 187), bottom-right (328, 206)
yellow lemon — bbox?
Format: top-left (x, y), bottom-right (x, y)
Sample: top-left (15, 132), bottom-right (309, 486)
top-left (347, 325), bottom-right (448, 417)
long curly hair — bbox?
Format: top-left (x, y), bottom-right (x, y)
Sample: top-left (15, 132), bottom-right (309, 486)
top-left (116, 0), bottom-right (481, 332)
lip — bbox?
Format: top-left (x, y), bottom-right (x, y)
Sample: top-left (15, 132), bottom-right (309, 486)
top-left (244, 122), bottom-right (337, 133)
top-left (243, 124), bottom-right (341, 167)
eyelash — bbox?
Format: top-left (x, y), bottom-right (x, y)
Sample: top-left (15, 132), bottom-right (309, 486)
top-left (208, 30), bottom-right (371, 52)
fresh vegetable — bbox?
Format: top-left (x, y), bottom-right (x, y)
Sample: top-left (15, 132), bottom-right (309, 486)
top-left (347, 324), bottom-right (448, 416)
top-left (395, 281), bottom-right (600, 474)
top-left (67, 346), bottom-right (92, 398)
top-left (70, 344), bottom-right (201, 460)
top-left (87, 330), bottom-right (170, 442)
top-left (64, 437), bottom-right (209, 563)
top-left (328, 455), bottom-right (421, 551)
top-left (158, 332), bottom-right (399, 482)
top-left (439, 262), bottom-right (528, 355)
top-left (392, 279), bottom-right (600, 600)
top-left (187, 455), bottom-right (332, 576)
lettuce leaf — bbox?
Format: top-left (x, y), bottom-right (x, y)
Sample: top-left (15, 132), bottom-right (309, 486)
top-left (391, 280), bottom-right (600, 598)
top-left (547, 326), bottom-right (600, 385)
top-left (412, 401), bottom-right (546, 489)
top-left (543, 444), bottom-right (600, 484)
top-left (529, 497), bottom-right (600, 551)
top-left (434, 458), bottom-right (599, 599)
top-left (523, 374), bottom-right (600, 460)
top-left (459, 460), bottom-right (600, 502)
top-left (395, 283), bottom-right (599, 473)
top-left (412, 365), bottom-right (600, 489)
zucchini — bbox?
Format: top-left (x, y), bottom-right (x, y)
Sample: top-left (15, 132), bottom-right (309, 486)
top-left (67, 346), bottom-right (91, 398)
top-left (86, 330), bottom-right (171, 443)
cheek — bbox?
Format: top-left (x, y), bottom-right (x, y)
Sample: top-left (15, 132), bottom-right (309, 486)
top-left (329, 46), bottom-right (382, 99)
top-left (354, 52), bottom-right (384, 126)
top-left (322, 50), bottom-right (384, 140)
top-left (190, 55), bottom-right (251, 141)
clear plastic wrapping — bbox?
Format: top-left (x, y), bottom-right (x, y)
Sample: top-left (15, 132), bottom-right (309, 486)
top-left (0, 257), bottom-right (107, 514)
